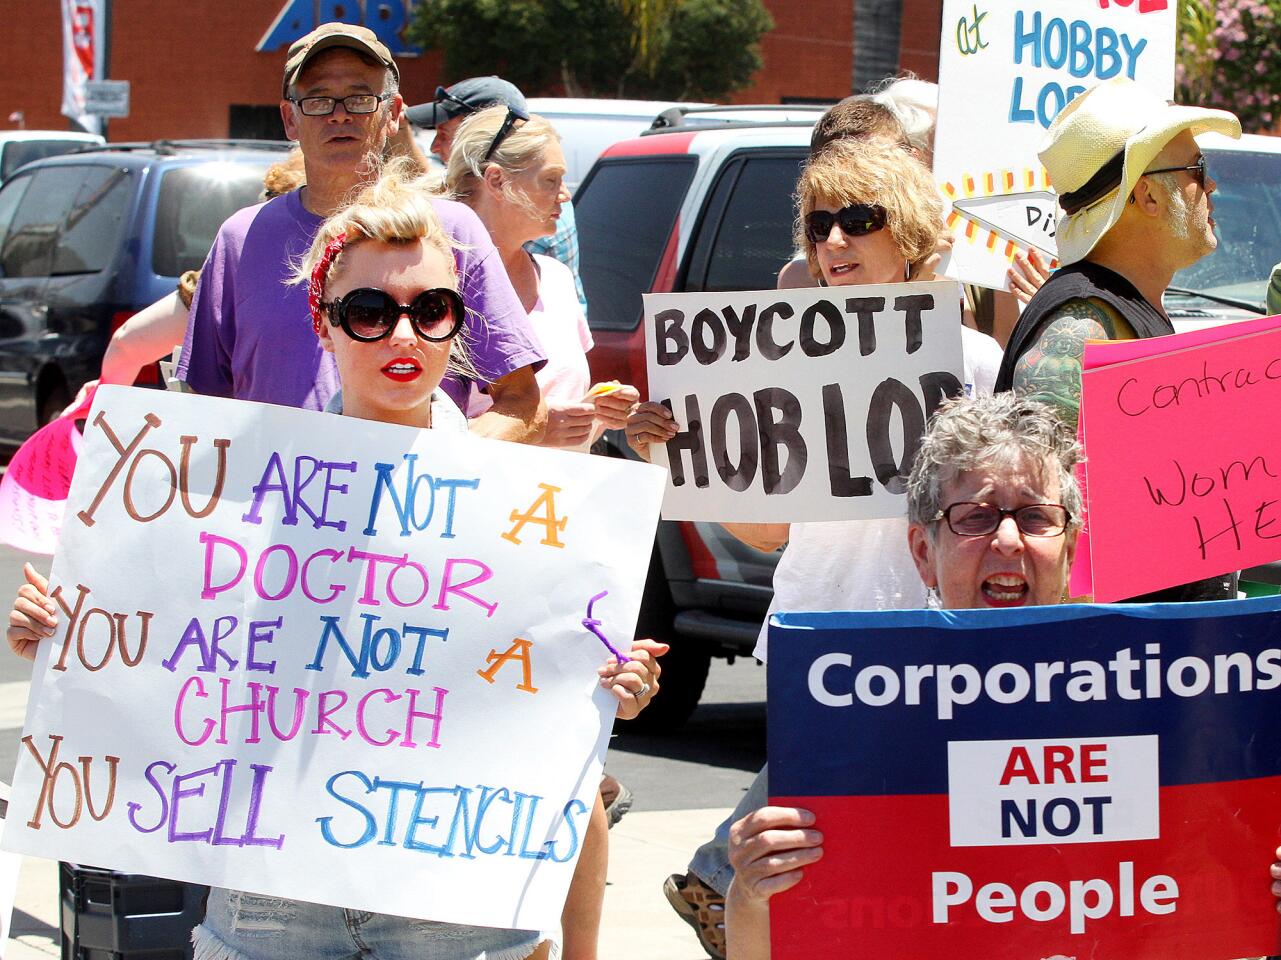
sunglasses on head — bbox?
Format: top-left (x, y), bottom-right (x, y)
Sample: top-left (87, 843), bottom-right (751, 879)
top-left (482, 104), bottom-right (531, 162)
top-left (434, 85), bottom-right (477, 118)
top-left (804, 203), bottom-right (888, 243)
top-left (324, 287), bottom-right (465, 343)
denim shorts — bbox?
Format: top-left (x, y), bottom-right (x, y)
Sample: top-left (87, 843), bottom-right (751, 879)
top-left (192, 887), bottom-right (547, 960)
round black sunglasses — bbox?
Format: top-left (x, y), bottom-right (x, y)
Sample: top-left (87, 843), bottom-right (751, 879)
top-left (323, 287), bottom-right (465, 343)
top-left (804, 203), bottom-right (888, 243)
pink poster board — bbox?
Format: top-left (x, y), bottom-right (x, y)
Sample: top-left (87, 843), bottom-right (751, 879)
top-left (1079, 316), bottom-right (1281, 602)
top-left (0, 387), bottom-right (94, 554)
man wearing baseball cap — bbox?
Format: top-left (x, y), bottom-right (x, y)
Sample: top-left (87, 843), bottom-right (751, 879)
top-left (177, 25), bottom-right (548, 440)
top-left (408, 76), bottom-right (528, 163)
top-left (996, 76), bottom-right (1241, 601)
top-left (408, 77), bottom-right (589, 316)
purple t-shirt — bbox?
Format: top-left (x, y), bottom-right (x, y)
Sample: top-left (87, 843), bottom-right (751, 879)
top-left (176, 189), bottom-right (545, 411)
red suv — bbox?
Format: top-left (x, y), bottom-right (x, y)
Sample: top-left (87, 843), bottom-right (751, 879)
top-left (574, 110), bottom-right (817, 727)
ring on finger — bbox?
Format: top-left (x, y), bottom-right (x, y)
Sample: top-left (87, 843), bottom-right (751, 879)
top-left (636, 681), bottom-right (651, 699)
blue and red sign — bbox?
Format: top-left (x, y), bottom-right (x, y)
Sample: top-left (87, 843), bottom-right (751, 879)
top-left (258, 1), bottom-right (421, 55)
top-left (767, 598), bottom-right (1281, 960)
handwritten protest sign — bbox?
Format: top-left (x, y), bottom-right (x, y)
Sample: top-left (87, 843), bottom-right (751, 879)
top-left (1077, 315), bottom-right (1281, 601)
top-left (643, 282), bottom-right (964, 522)
top-left (766, 599), bottom-right (1281, 960)
top-left (934, 0), bottom-right (1175, 289)
top-left (2, 387), bottom-right (665, 931)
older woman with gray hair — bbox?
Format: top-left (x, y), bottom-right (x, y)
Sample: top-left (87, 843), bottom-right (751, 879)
top-left (723, 392), bottom-right (1083, 958)
top-left (904, 391), bottom-right (1082, 608)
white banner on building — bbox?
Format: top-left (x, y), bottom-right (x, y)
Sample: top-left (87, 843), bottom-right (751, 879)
top-left (61, 0), bottom-right (107, 134)
top-left (3, 388), bottom-right (665, 931)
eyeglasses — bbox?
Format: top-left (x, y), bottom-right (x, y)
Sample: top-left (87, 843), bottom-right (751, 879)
top-left (933, 502), bottom-right (1072, 538)
top-left (324, 287), bottom-right (465, 343)
top-left (803, 203), bottom-right (888, 243)
top-left (482, 105), bottom-right (530, 162)
top-left (434, 85), bottom-right (478, 117)
top-left (1145, 155), bottom-right (1208, 188)
top-left (289, 93), bottom-right (391, 117)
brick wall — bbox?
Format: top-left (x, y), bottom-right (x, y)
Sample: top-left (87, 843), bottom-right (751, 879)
top-left (733, 0), bottom-right (854, 104)
top-left (0, 0), bottom-right (942, 141)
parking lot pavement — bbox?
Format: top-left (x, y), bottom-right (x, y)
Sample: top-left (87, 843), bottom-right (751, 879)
top-left (8, 856), bottom-right (59, 959)
top-left (601, 807), bottom-right (729, 959)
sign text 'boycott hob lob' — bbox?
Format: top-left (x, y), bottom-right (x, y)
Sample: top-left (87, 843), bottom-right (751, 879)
top-left (643, 281), bottom-right (964, 523)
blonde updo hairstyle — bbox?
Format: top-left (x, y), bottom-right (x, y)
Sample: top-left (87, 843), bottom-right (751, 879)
top-left (795, 138), bottom-right (943, 282)
top-left (293, 157), bottom-right (475, 381)
top-left (445, 105), bottom-right (561, 220)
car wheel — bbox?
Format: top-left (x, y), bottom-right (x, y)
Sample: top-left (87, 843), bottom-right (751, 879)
top-left (38, 382), bottom-right (70, 427)
top-left (622, 546), bottom-right (712, 733)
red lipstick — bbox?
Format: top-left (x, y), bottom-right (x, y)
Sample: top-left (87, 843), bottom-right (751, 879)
top-left (381, 357), bottom-right (422, 382)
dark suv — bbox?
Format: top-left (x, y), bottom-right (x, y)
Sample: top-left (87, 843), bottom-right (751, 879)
top-left (0, 140), bottom-right (289, 441)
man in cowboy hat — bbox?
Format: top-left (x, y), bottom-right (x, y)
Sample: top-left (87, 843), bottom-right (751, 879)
top-left (996, 76), bottom-right (1241, 601)
top-left (996, 77), bottom-right (1240, 413)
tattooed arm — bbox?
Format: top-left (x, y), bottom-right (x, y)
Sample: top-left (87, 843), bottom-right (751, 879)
top-left (1010, 298), bottom-right (1136, 430)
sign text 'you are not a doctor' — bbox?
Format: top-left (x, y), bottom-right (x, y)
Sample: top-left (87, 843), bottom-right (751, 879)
top-left (3, 388), bottom-right (664, 932)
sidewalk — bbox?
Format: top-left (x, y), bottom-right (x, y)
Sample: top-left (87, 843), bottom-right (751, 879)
top-left (5, 807), bottom-right (729, 959)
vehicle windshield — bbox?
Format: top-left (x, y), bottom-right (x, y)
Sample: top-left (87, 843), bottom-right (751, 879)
top-left (151, 160), bottom-right (274, 278)
top-left (1, 140), bottom-right (95, 181)
top-left (1169, 148), bottom-right (1281, 309)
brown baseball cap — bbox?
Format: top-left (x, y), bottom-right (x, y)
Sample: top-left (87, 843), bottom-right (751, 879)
top-left (282, 23), bottom-right (399, 97)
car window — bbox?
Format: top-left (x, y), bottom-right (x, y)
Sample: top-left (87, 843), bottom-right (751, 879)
top-left (151, 161), bottom-right (274, 278)
top-left (51, 166), bottom-right (133, 276)
top-left (577, 157), bottom-right (697, 332)
top-left (0, 139), bottom-right (94, 181)
top-left (1172, 149), bottom-right (1281, 306)
top-left (698, 154), bottom-right (806, 292)
top-left (0, 165), bottom-right (83, 278)
top-left (0, 172), bottom-right (33, 275)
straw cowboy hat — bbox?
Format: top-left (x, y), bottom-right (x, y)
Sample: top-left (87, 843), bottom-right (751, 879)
top-left (1039, 77), bottom-right (1240, 266)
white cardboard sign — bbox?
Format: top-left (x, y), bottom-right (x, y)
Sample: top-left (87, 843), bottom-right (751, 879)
top-left (2, 387), bottom-right (665, 932)
top-left (644, 282), bottom-right (964, 522)
top-left (934, 0), bottom-right (1176, 289)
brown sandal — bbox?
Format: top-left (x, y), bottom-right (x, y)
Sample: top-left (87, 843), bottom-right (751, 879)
top-left (663, 872), bottom-right (726, 960)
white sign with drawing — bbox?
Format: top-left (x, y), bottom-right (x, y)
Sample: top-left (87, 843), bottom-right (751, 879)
top-left (933, 0), bottom-right (1176, 289)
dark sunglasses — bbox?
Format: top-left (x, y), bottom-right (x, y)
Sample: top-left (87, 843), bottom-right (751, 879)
top-left (803, 203), bottom-right (888, 243)
top-left (482, 104), bottom-right (531, 162)
top-left (434, 85), bottom-right (477, 117)
top-left (324, 287), bottom-right (465, 343)
top-left (1145, 155), bottom-right (1208, 188)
